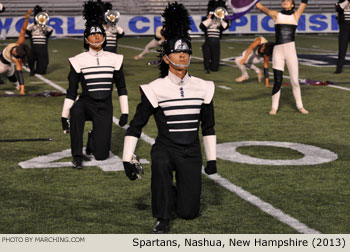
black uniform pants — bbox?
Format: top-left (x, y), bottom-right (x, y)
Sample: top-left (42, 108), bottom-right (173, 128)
top-left (202, 37), bottom-right (221, 72)
top-left (69, 96), bottom-right (113, 160)
top-left (150, 141), bottom-right (202, 220)
top-left (28, 45), bottom-right (49, 74)
top-left (336, 22), bottom-right (350, 71)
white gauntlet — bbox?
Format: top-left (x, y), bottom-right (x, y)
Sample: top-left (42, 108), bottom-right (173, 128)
top-left (203, 135), bottom-right (216, 161)
top-left (122, 136), bottom-right (139, 162)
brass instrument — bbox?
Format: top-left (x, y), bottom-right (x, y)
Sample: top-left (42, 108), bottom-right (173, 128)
top-left (213, 7), bottom-right (228, 20)
top-left (35, 12), bottom-right (49, 27)
top-left (104, 10), bottom-right (120, 26)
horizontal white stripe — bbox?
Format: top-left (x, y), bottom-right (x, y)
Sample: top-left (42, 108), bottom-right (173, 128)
top-left (167, 120), bottom-right (198, 124)
top-left (160, 99), bottom-right (203, 108)
top-left (84, 73), bottom-right (113, 79)
top-left (82, 67), bottom-right (114, 72)
top-left (33, 42), bottom-right (46, 44)
top-left (86, 82), bottom-right (112, 86)
top-left (88, 88), bottom-right (111, 91)
top-left (164, 109), bottom-right (200, 116)
top-left (33, 35), bottom-right (46, 38)
top-left (169, 128), bottom-right (197, 132)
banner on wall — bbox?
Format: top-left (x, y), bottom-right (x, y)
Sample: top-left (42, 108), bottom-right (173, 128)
top-left (0, 13), bottom-right (339, 37)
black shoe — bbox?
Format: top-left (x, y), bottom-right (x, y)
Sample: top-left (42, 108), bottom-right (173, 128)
top-left (152, 218), bottom-right (170, 234)
top-left (86, 131), bottom-right (93, 155)
top-left (205, 69), bottom-right (210, 74)
top-left (29, 72), bottom-right (35, 76)
top-left (72, 157), bottom-right (83, 169)
top-left (334, 69), bottom-right (342, 74)
top-left (0, 78), bottom-right (4, 84)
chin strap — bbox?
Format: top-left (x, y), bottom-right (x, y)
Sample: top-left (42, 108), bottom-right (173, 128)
top-left (84, 37), bottom-right (105, 46)
top-left (165, 55), bottom-right (191, 68)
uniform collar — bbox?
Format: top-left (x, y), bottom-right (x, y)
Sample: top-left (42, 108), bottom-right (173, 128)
top-left (167, 70), bottom-right (190, 86)
top-left (88, 48), bottom-right (104, 57)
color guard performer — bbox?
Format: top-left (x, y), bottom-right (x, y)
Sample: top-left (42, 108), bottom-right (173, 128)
top-left (235, 36), bottom-right (274, 87)
top-left (256, 0), bottom-right (309, 115)
top-left (0, 9), bottom-right (31, 94)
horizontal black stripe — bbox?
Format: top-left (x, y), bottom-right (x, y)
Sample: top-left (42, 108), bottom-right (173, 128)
top-left (83, 71), bottom-right (114, 76)
top-left (85, 78), bottom-right (113, 84)
top-left (168, 122), bottom-right (199, 130)
top-left (81, 66), bottom-right (114, 70)
top-left (87, 84), bottom-right (112, 89)
top-left (159, 97), bottom-right (204, 104)
top-left (162, 105), bottom-right (201, 111)
top-left (166, 114), bottom-right (200, 121)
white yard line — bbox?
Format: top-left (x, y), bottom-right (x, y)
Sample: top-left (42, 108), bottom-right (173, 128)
top-left (5, 91), bottom-right (14, 95)
top-left (32, 48), bottom-right (320, 234)
top-left (218, 85), bottom-right (232, 90)
top-left (23, 66), bottom-right (66, 93)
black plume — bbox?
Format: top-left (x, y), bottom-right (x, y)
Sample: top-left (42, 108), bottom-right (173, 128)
top-left (207, 0), bottom-right (216, 14)
top-left (103, 1), bottom-right (113, 12)
top-left (83, 0), bottom-right (105, 27)
top-left (33, 5), bottom-right (43, 16)
top-left (161, 2), bottom-right (191, 41)
top-left (216, 0), bottom-right (227, 9)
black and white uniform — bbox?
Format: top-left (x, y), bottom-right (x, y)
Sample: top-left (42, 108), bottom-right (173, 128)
top-left (235, 36), bottom-right (268, 78)
top-left (0, 43), bottom-right (17, 79)
top-left (335, 0), bottom-right (350, 72)
top-left (26, 23), bottom-right (53, 74)
top-left (272, 12), bottom-right (304, 110)
top-left (103, 24), bottom-right (124, 53)
top-left (62, 48), bottom-right (127, 160)
top-left (124, 71), bottom-right (216, 220)
top-left (200, 17), bottom-right (228, 71)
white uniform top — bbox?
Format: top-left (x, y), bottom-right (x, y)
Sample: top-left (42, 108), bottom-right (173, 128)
top-left (139, 71), bottom-right (215, 144)
top-left (68, 49), bottom-right (123, 100)
top-left (275, 13), bottom-right (298, 25)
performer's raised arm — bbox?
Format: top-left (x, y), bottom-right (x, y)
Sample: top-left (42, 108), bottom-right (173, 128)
top-left (294, 0), bottom-right (308, 22)
top-left (16, 9), bottom-right (32, 45)
top-left (256, 2), bottom-right (279, 21)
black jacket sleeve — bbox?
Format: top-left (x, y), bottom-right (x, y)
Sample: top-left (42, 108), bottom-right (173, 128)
top-left (126, 89), bottom-right (155, 138)
top-left (200, 100), bottom-right (215, 136)
top-left (113, 65), bottom-right (127, 96)
top-left (66, 64), bottom-right (81, 100)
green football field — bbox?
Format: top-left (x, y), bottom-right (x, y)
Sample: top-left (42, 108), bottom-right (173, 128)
top-left (0, 34), bottom-right (349, 234)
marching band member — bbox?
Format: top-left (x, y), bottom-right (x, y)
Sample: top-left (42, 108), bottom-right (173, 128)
top-left (123, 2), bottom-right (217, 234)
top-left (335, 0), bottom-right (350, 74)
top-left (61, 0), bottom-right (128, 169)
top-left (200, 0), bottom-right (229, 73)
top-left (102, 2), bottom-right (124, 53)
top-left (256, 0), bottom-right (309, 115)
top-left (0, 9), bottom-right (31, 94)
top-left (26, 5), bottom-right (53, 75)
